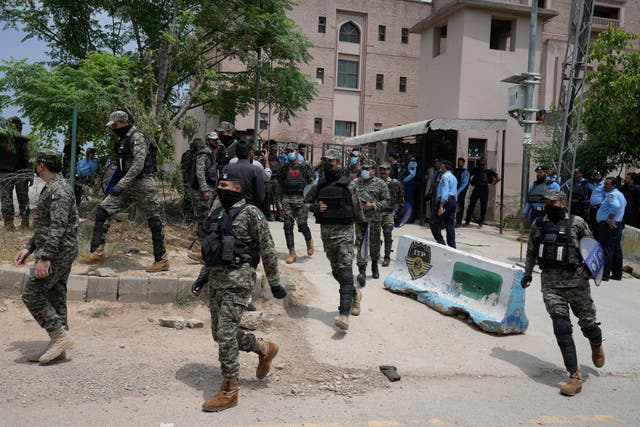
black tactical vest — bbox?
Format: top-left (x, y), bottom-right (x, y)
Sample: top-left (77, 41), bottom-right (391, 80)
top-left (201, 205), bottom-right (260, 268)
top-left (528, 180), bottom-right (552, 204)
top-left (453, 167), bottom-right (466, 184)
top-left (188, 150), bottom-right (217, 189)
top-left (472, 168), bottom-right (489, 186)
top-left (115, 128), bottom-right (157, 176)
top-left (281, 163), bottom-right (308, 195)
top-left (268, 156), bottom-right (282, 181)
top-left (571, 179), bottom-right (588, 202)
top-left (314, 176), bottom-right (355, 225)
top-left (533, 217), bottom-right (580, 270)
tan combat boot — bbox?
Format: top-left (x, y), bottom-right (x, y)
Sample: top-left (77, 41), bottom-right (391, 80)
top-left (335, 314), bottom-right (349, 330)
top-left (560, 371), bottom-right (582, 396)
top-left (39, 328), bottom-right (75, 364)
top-left (202, 377), bottom-right (239, 412)
top-left (187, 241), bottom-right (203, 263)
top-left (27, 351), bottom-right (66, 363)
top-left (20, 218), bottom-right (29, 229)
top-left (146, 253), bottom-right (170, 272)
top-left (254, 339), bottom-right (279, 379)
top-left (351, 290), bottom-right (363, 316)
top-left (81, 245), bottom-right (105, 264)
top-left (286, 248), bottom-right (297, 264)
top-left (592, 345), bottom-right (605, 368)
top-left (306, 240), bottom-right (315, 256)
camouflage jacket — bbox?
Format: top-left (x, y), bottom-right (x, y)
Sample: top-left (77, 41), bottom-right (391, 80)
top-left (350, 176), bottom-right (390, 221)
top-left (26, 174), bottom-right (78, 260)
top-left (525, 212), bottom-right (591, 289)
top-left (382, 177), bottom-right (404, 211)
top-left (119, 127), bottom-right (151, 188)
top-left (199, 199), bottom-right (279, 284)
top-left (196, 148), bottom-right (214, 193)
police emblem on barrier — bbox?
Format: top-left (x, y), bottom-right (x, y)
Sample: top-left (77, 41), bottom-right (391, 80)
top-left (405, 241), bottom-right (432, 280)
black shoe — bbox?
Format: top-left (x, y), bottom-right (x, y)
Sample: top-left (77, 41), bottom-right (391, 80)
top-left (372, 262), bottom-right (380, 279)
top-left (382, 256), bottom-right (391, 267)
top-left (357, 266), bottom-right (366, 287)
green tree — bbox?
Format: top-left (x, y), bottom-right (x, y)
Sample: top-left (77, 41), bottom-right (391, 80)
top-left (583, 26), bottom-right (640, 173)
top-left (0, 0), bottom-right (317, 151)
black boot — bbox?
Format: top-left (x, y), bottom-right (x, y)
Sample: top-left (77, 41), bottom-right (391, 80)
top-left (372, 262), bottom-right (379, 279)
top-left (382, 256), bottom-right (391, 267)
top-left (382, 226), bottom-right (393, 267)
top-left (357, 265), bottom-right (366, 287)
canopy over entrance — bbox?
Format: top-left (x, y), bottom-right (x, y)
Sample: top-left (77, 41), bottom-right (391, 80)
top-left (343, 118), bottom-right (507, 147)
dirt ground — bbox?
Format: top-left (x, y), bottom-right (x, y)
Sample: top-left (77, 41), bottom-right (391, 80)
top-left (0, 261), bottom-right (388, 410)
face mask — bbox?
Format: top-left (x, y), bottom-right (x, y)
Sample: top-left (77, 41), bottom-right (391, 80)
top-left (287, 152), bottom-right (296, 161)
top-left (544, 205), bottom-right (565, 222)
top-left (323, 162), bottom-right (338, 177)
top-left (216, 188), bottom-right (243, 210)
top-left (350, 156), bottom-right (358, 165)
top-left (112, 124), bottom-right (132, 138)
top-left (360, 170), bottom-right (371, 180)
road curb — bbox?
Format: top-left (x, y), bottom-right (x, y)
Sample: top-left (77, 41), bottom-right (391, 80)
top-left (0, 267), bottom-right (197, 304)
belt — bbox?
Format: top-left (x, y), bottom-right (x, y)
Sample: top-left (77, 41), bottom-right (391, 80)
top-left (532, 206), bottom-right (544, 211)
top-left (598, 220), bottom-right (622, 225)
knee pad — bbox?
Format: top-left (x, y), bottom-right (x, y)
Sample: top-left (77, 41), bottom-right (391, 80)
top-left (337, 268), bottom-right (354, 287)
top-left (552, 315), bottom-right (573, 337)
top-left (94, 206), bottom-right (110, 223)
top-left (147, 216), bottom-right (163, 233)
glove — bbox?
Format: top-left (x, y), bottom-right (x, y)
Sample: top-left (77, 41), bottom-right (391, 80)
top-left (110, 185), bottom-right (124, 196)
top-left (192, 276), bottom-right (207, 296)
top-left (270, 282), bottom-right (287, 299)
top-left (521, 274), bottom-right (532, 288)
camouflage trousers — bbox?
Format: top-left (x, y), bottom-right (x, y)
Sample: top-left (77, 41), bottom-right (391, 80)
top-left (282, 194), bottom-right (311, 248)
top-left (22, 251), bottom-right (77, 333)
top-left (0, 171), bottom-right (30, 221)
top-left (321, 224), bottom-right (354, 274)
top-left (189, 188), bottom-right (213, 238)
top-left (207, 264), bottom-right (258, 378)
top-left (355, 220), bottom-right (382, 266)
top-left (541, 282), bottom-right (598, 329)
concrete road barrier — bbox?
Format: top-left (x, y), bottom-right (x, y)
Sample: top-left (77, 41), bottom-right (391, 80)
top-left (622, 226), bottom-right (640, 278)
top-left (384, 235), bottom-right (528, 335)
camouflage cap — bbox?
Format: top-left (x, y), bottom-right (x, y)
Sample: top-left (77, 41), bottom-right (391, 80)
top-left (206, 131), bottom-right (219, 140)
top-left (350, 149), bottom-right (361, 157)
top-left (286, 141), bottom-right (298, 151)
top-left (323, 148), bottom-right (342, 160)
top-left (543, 190), bottom-right (566, 201)
top-left (36, 149), bottom-right (63, 169)
top-left (361, 159), bottom-right (377, 169)
top-left (219, 168), bottom-right (244, 184)
top-left (215, 121), bottom-right (234, 132)
top-left (191, 138), bottom-right (205, 149)
top-left (379, 162), bottom-right (391, 169)
top-left (105, 110), bottom-right (129, 127)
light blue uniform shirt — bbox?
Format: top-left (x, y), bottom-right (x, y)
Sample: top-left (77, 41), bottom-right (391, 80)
top-left (457, 169), bottom-right (470, 193)
top-left (588, 180), bottom-right (605, 205)
top-left (596, 188), bottom-right (626, 222)
top-left (524, 179), bottom-right (560, 215)
top-left (403, 159), bottom-right (418, 183)
top-left (438, 171), bottom-right (458, 202)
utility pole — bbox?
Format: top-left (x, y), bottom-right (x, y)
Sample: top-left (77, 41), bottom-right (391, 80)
top-left (253, 48), bottom-right (262, 148)
top-left (69, 106), bottom-right (78, 189)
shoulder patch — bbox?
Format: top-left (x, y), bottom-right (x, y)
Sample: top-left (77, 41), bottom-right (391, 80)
top-left (51, 194), bottom-right (60, 201)
top-left (608, 194), bottom-right (614, 201)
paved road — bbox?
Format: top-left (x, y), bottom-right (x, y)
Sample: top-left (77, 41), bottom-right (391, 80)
top-left (2, 220), bottom-right (639, 426)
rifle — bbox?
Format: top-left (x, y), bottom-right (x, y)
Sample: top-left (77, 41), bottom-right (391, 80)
top-left (104, 165), bottom-right (122, 196)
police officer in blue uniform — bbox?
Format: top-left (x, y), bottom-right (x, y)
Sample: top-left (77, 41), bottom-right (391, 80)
top-left (429, 160), bottom-right (458, 248)
top-left (588, 171), bottom-right (605, 238)
top-left (596, 177), bottom-right (627, 281)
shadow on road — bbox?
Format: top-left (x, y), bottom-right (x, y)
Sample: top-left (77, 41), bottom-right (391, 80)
top-left (7, 340), bottom-right (71, 365)
top-left (490, 347), bottom-right (565, 389)
top-left (175, 362), bottom-right (271, 400)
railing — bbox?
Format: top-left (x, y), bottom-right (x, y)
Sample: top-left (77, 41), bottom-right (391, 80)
top-left (592, 17), bottom-right (621, 28)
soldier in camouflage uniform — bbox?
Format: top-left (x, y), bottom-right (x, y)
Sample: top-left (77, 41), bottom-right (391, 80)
top-left (351, 159), bottom-right (390, 286)
top-left (187, 138), bottom-right (217, 262)
top-left (522, 190), bottom-right (605, 397)
top-left (15, 149), bottom-right (78, 364)
top-left (305, 149), bottom-right (364, 331)
top-left (190, 169), bottom-right (286, 412)
top-left (265, 141), bottom-right (282, 221)
top-left (278, 142), bottom-right (315, 264)
top-left (81, 111), bottom-right (168, 272)
top-left (379, 162), bottom-right (404, 267)
top-left (1, 116), bottom-right (32, 229)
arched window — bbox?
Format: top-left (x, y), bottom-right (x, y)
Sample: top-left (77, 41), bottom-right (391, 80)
top-left (339, 22), bottom-right (360, 44)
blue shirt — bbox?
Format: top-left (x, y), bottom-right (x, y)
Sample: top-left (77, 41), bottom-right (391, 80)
top-left (524, 179), bottom-right (560, 215)
top-left (596, 188), bottom-right (626, 222)
top-left (76, 157), bottom-right (99, 178)
top-left (403, 159), bottom-right (418, 183)
top-left (588, 180), bottom-right (605, 205)
top-left (437, 171), bottom-right (458, 202)
top-left (457, 169), bottom-right (470, 193)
